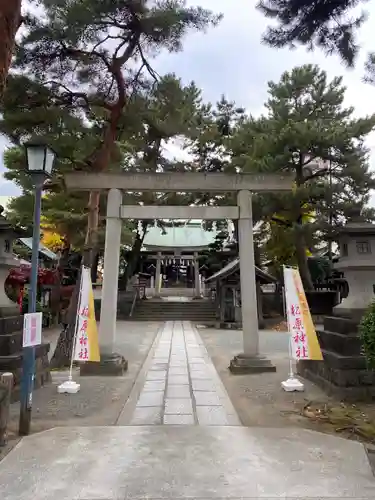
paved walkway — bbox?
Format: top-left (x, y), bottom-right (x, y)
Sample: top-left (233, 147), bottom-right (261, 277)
top-left (1, 320), bottom-right (375, 499)
top-left (117, 321), bottom-right (240, 426)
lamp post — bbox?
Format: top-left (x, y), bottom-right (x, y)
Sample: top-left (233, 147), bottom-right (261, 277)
top-left (19, 142), bottom-right (56, 436)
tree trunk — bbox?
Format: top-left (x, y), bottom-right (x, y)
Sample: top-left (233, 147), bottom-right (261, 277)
top-left (0, 0), bottom-right (21, 101)
top-left (49, 90), bottom-right (127, 367)
top-left (49, 272), bottom-right (80, 369)
top-left (122, 228), bottom-right (147, 291)
top-left (50, 244), bottom-right (70, 319)
top-left (91, 251), bottom-right (100, 284)
top-left (294, 227), bottom-right (313, 290)
top-left (50, 192), bottom-right (101, 368)
top-left (294, 160), bottom-right (313, 290)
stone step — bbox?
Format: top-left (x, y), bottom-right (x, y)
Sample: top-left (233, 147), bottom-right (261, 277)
top-left (0, 331), bottom-right (22, 356)
top-left (323, 316), bottom-right (359, 336)
top-left (138, 306), bottom-right (215, 311)
top-left (297, 365), bottom-right (375, 401)
top-left (140, 300), bottom-right (214, 306)
top-left (134, 305), bottom-right (216, 311)
top-left (133, 306), bottom-right (216, 312)
top-left (132, 313), bottom-right (216, 319)
top-left (132, 317), bottom-right (217, 321)
top-left (300, 357), bottom-right (375, 387)
top-left (321, 348), bottom-right (367, 371)
top-left (135, 315), bottom-right (216, 318)
top-left (317, 329), bottom-right (362, 356)
top-left (131, 317), bottom-right (217, 327)
top-left (131, 299), bottom-right (216, 322)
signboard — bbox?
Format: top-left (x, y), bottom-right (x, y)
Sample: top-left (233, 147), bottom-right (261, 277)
top-left (73, 266), bottom-right (100, 362)
top-left (283, 266), bottom-right (323, 361)
top-left (23, 312), bottom-right (42, 347)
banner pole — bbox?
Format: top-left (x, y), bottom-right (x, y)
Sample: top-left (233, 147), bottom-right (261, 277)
top-left (282, 279), bottom-right (295, 378)
top-left (68, 267), bottom-right (84, 382)
top-left (57, 266), bottom-right (84, 394)
top-left (288, 336), bottom-right (295, 379)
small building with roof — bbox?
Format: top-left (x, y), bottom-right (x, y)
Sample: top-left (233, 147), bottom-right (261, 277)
top-left (139, 220), bottom-right (219, 297)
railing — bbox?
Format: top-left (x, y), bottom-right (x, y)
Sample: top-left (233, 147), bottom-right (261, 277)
top-left (129, 285), bottom-right (146, 317)
top-left (129, 288), bottom-right (138, 318)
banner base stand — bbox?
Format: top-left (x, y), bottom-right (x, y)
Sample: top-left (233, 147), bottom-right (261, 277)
top-left (281, 376), bottom-right (304, 392)
top-left (57, 380), bottom-right (81, 394)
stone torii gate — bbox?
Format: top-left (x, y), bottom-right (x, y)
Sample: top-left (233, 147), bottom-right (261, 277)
top-left (64, 172), bottom-right (293, 374)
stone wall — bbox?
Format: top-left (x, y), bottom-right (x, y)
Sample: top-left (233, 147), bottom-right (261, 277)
top-left (298, 315), bottom-right (375, 401)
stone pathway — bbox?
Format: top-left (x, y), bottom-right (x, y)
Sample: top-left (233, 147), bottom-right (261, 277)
top-left (117, 321), bottom-right (240, 426)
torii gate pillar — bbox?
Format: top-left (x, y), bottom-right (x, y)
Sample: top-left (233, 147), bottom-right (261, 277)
top-left (229, 190), bottom-right (276, 373)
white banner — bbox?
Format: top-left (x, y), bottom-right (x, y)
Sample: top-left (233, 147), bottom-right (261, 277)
top-left (73, 267), bottom-right (91, 362)
top-left (283, 266), bottom-right (323, 361)
top-left (284, 266), bottom-right (310, 360)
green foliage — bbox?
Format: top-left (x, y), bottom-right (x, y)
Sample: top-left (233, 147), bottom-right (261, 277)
top-left (229, 64), bottom-right (375, 287)
top-left (257, 0), bottom-right (375, 83)
top-left (14, 0), bottom-right (220, 119)
top-left (21, 289), bottom-right (43, 315)
top-left (3, 0), bottom-right (221, 268)
top-left (359, 301), bottom-right (375, 370)
top-left (258, 0), bottom-right (367, 66)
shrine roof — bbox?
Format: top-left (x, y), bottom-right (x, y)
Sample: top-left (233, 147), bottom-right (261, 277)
top-left (205, 257), bottom-right (277, 285)
top-left (143, 221), bottom-right (217, 250)
top-left (19, 237), bottom-right (58, 260)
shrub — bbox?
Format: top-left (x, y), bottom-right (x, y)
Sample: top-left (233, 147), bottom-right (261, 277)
top-left (359, 301), bottom-right (375, 369)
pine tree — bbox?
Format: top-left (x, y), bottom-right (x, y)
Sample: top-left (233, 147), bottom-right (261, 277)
top-left (12, 0), bottom-right (221, 266)
top-left (0, 74), bottom-right (122, 254)
top-left (118, 74), bottom-right (207, 289)
top-left (231, 64), bottom-right (375, 289)
top-left (257, 0), bottom-right (371, 69)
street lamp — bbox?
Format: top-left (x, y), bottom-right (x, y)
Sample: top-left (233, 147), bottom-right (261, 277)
top-left (19, 141), bottom-right (56, 436)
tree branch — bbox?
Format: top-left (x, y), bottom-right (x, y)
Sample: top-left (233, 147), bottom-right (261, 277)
top-left (44, 80), bottom-right (113, 111)
top-left (137, 42), bottom-right (160, 82)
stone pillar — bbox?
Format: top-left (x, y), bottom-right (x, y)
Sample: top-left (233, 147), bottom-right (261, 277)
top-left (81, 188), bottom-right (127, 376)
top-left (229, 190), bottom-right (276, 373)
top-left (194, 252), bottom-right (200, 298)
top-left (155, 252), bottom-right (162, 297)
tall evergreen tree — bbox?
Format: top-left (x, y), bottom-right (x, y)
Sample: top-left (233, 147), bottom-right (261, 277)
top-left (12, 0), bottom-right (221, 266)
top-left (117, 74), bottom-right (207, 289)
top-left (231, 64), bottom-right (375, 288)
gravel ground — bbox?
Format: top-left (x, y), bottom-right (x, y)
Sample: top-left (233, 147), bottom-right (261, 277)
top-left (198, 326), bottom-right (331, 429)
top-left (6, 321), bottom-right (161, 435)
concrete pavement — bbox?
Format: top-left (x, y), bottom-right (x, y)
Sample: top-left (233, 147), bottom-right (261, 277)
top-left (0, 320), bottom-right (374, 499)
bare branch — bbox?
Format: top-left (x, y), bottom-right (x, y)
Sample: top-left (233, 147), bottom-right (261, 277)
top-left (137, 42), bottom-right (160, 82)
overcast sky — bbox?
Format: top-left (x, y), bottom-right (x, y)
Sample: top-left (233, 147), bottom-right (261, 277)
top-left (2, 0), bottom-right (375, 202)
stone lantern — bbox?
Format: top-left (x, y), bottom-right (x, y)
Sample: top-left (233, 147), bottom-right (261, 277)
top-left (0, 206), bottom-right (26, 317)
top-left (333, 210), bottom-right (375, 321)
